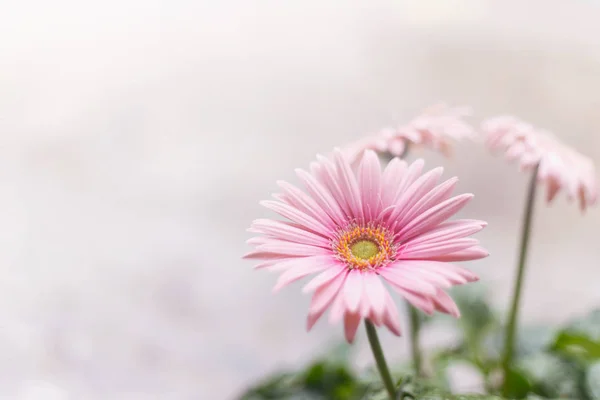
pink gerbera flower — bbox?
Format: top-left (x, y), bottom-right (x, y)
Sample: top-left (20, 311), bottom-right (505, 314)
top-left (345, 104), bottom-right (476, 162)
top-left (483, 116), bottom-right (599, 211)
top-left (245, 150), bottom-right (488, 342)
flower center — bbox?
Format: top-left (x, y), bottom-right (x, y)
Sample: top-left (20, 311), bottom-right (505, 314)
top-left (334, 224), bottom-right (395, 270)
top-left (350, 240), bottom-right (379, 260)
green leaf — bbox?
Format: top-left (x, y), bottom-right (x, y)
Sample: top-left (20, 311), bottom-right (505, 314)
top-left (451, 284), bottom-right (496, 341)
top-left (483, 325), bottom-right (556, 363)
top-left (585, 361), bottom-right (600, 399)
top-left (516, 352), bottom-right (585, 398)
top-left (503, 367), bottom-right (533, 399)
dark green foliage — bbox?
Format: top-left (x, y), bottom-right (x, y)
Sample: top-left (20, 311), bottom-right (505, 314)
top-left (240, 298), bottom-right (600, 400)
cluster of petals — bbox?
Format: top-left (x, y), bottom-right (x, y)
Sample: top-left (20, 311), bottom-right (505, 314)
top-left (344, 104), bottom-right (476, 163)
top-left (245, 149), bottom-right (487, 342)
top-left (483, 116), bottom-right (598, 210)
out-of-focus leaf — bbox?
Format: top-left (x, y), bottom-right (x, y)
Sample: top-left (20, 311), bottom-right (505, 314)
top-left (553, 332), bottom-right (600, 363)
top-left (585, 361), bottom-right (600, 399)
top-left (451, 284), bottom-right (496, 342)
top-left (517, 352), bottom-right (584, 398)
top-left (483, 325), bottom-right (556, 363)
top-left (239, 344), bottom-right (368, 400)
top-left (502, 367), bottom-right (532, 399)
top-left (552, 309), bottom-right (600, 364)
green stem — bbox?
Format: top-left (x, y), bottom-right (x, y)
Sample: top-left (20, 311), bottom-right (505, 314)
top-left (409, 306), bottom-right (422, 377)
top-left (365, 319), bottom-right (396, 400)
top-left (502, 165), bottom-right (539, 395)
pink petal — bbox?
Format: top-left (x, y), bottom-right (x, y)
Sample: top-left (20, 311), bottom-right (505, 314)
top-left (343, 311), bottom-right (362, 343)
top-left (260, 200), bottom-right (332, 236)
top-left (362, 272), bottom-right (386, 319)
top-left (329, 291), bottom-right (346, 324)
top-left (303, 263), bottom-right (347, 293)
top-left (277, 180), bottom-right (336, 230)
top-left (433, 289), bottom-right (460, 317)
top-left (396, 193), bottom-right (474, 241)
top-left (273, 256), bottom-right (333, 291)
top-left (428, 246), bottom-right (489, 262)
top-left (307, 270), bottom-right (348, 330)
top-left (381, 158), bottom-right (408, 205)
top-left (405, 219), bottom-right (486, 247)
top-left (250, 219), bottom-right (330, 248)
top-left (378, 267), bottom-right (437, 296)
top-left (390, 159), bottom-right (425, 205)
top-left (389, 285), bottom-right (435, 315)
top-left (401, 238), bottom-right (480, 259)
top-left (333, 149), bottom-right (364, 220)
top-left (343, 270), bottom-right (363, 312)
top-left (295, 168), bottom-right (347, 226)
top-left (415, 261), bottom-right (479, 284)
top-left (387, 167), bottom-right (444, 223)
top-left (243, 250), bottom-right (301, 261)
top-left (256, 239), bottom-right (331, 257)
top-left (396, 177), bottom-right (459, 228)
top-left (358, 150), bottom-right (382, 220)
top-left (313, 156), bottom-right (352, 217)
top-left (382, 291), bottom-right (402, 336)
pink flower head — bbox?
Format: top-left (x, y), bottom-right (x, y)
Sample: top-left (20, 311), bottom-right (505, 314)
top-left (245, 150), bottom-right (487, 343)
top-left (345, 104), bottom-right (477, 162)
top-left (483, 116), bottom-right (599, 211)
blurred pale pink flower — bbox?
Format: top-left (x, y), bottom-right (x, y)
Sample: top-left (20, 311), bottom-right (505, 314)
top-left (245, 150), bottom-right (487, 342)
top-left (345, 104), bottom-right (476, 162)
top-left (483, 116), bottom-right (599, 211)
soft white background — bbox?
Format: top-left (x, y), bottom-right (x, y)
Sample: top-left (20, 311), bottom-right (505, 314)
top-left (2, 0), bottom-right (600, 398)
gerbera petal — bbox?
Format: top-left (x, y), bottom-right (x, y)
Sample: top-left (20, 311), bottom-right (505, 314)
top-left (260, 200), bottom-right (332, 236)
top-left (395, 177), bottom-right (459, 228)
top-left (405, 219), bottom-right (486, 246)
top-left (401, 238), bottom-right (480, 259)
top-left (427, 246), bottom-right (489, 262)
top-left (343, 270), bottom-right (363, 312)
top-left (396, 193), bottom-right (473, 241)
top-left (303, 263), bottom-right (347, 293)
top-left (362, 272), bottom-right (387, 318)
top-left (433, 289), bottom-right (460, 317)
top-left (382, 291), bottom-right (402, 336)
top-left (273, 256), bottom-right (333, 292)
top-left (277, 180), bottom-right (337, 230)
top-left (391, 159), bottom-right (425, 204)
top-left (250, 219), bottom-right (330, 248)
top-left (379, 267), bottom-right (437, 296)
top-left (358, 150), bottom-right (382, 220)
top-left (390, 285), bottom-right (435, 315)
top-left (343, 311), bottom-right (362, 343)
top-left (388, 166), bottom-right (444, 223)
top-left (307, 270), bottom-right (348, 330)
top-left (381, 158), bottom-right (408, 205)
top-left (329, 291), bottom-right (346, 324)
top-left (256, 239), bottom-right (331, 257)
top-left (296, 168), bottom-right (347, 226)
top-left (333, 149), bottom-right (364, 220)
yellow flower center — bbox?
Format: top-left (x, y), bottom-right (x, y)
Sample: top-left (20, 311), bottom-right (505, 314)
top-left (334, 224), bottom-right (395, 270)
top-left (350, 240), bottom-right (379, 260)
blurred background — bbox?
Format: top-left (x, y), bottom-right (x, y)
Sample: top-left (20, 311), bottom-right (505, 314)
top-left (2, 0), bottom-right (600, 398)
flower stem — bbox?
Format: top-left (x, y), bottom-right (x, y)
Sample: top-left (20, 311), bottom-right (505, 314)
top-left (365, 319), bottom-right (396, 400)
top-left (408, 306), bottom-right (422, 377)
top-left (502, 166), bottom-right (539, 395)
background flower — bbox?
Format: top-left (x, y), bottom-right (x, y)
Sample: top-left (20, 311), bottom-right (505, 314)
top-left (483, 116), bottom-right (599, 210)
top-left (344, 104), bottom-right (477, 162)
